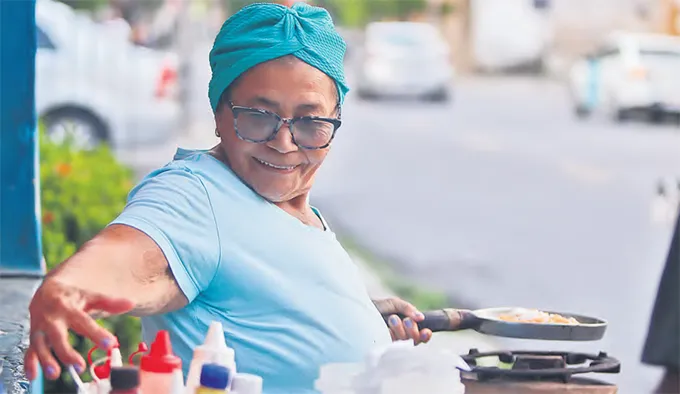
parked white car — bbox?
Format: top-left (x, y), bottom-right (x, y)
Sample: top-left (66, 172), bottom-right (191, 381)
top-left (35, 0), bottom-right (180, 149)
top-left (568, 31), bottom-right (680, 122)
top-left (356, 22), bottom-right (454, 102)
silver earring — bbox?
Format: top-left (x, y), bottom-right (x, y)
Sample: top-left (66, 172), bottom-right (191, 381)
top-left (215, 128), bottom-right (220, 137)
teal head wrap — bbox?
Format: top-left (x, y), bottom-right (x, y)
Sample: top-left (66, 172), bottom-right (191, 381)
top-left (208, 2), bottom-right (349, 112)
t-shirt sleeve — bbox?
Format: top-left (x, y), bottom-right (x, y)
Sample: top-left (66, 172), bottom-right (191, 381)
top-left (110, 166), bottom-right (221, 303)
top-left (641, 212), bottom-right (680, 369)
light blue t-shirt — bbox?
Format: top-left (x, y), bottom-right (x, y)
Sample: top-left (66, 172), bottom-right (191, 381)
top-left (111, 149), bottom-right (391, 393)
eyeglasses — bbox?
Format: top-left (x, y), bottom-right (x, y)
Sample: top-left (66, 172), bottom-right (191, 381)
top-left (228, 101), bottom-right (342, 150)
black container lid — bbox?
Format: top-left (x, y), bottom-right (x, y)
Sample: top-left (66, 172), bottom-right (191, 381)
top-left (110, 367), bottom-right (140, 390)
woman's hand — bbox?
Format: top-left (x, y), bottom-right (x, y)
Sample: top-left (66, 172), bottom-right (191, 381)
top-left (373, 298), bottom-right (432, 345)
top-left (24, 278), bottom-right (134, 381)
top-left (25, 225), bottom-right (189, 381)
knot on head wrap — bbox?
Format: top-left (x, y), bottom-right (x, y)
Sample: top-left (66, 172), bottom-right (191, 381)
top-left (208, 2), bottom-right (349, 112)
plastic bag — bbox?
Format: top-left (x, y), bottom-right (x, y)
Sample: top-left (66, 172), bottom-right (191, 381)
top-left (316, 340), bottom-right (471, 394)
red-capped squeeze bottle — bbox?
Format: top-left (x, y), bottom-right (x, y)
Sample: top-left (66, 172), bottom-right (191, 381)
top-left (139, 330), bottom-right (182, 394)
top-left (87, 337), bottom-right (120, 380)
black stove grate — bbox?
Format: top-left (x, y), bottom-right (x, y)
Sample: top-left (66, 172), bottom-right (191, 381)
top-left (460, 349), bottom-right (621, 383)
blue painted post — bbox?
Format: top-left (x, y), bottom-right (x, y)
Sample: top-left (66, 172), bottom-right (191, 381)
top-left (0, 0), bottom-right (44, 391)
top-left (0, 0), bottom-right (43, 276)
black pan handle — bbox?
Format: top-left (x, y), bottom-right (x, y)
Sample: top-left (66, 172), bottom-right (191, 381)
top-left (381, 309), bottom-right (481, 332)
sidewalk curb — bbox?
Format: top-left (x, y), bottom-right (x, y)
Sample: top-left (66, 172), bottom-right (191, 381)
top-left (351, 253), bottom-right (501, 355)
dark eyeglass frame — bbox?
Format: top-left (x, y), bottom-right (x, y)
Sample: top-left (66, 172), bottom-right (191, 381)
top-left (228, 101), bottom-right (342, 150)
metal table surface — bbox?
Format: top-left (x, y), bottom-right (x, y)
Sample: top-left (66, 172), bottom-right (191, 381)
top-left (0, 277), bottom-right (41, 394)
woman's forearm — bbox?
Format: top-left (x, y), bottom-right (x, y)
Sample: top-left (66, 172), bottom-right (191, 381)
top-left (48, 224), bottom-right (188, 316)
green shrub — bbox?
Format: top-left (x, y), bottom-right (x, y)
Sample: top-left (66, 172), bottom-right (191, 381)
top-left (40, 128), bottom-right (142, 391)
top-left (222, 0), bottom-right (427, 27)
top-left (40, 132), bottom-right (133, 267)
top-left (56, 0), bottom-right (109, 12)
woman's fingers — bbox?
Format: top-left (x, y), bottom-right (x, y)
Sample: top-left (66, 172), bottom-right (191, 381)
top-left (403, 318), bottom-right (421, 344)
top-left (388, 314), bottom-right (408, 340)
top-left (68, 308), bottom-right (116, 349)
top-left (419, 328), bottom-right (433, 344)
top-left (25, 280), bottom-right (130, 380)
top-left (379, 298), bottom-right (431, 344)
top-left (398, 301), bottom-right (425, 322)
top-left (387, 315), bottom-right (433, 345)
top-left (27, 307), bottom-right (111, 380)
top-left (23, 347), bottom-right (40, 381)
top-left (45, 321), bottom-right (85, 372)
top-left (378, 298), bottom-right (424, 322)
top-left (31, 329), bottom-right (60, 380)
top-left (403, 319), bottom-right (432, 345)
top-left (85, 294), bottom-right (135, 316)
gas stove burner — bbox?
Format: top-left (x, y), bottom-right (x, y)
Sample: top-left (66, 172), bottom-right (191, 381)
top-left (461, 349), bottom-right (621, 384)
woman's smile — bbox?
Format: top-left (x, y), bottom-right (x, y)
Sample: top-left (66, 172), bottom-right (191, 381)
top-left (253, 157), bottom-right (300, 173)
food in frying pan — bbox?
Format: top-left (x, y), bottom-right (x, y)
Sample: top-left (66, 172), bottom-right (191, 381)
top-left (497, 309), bottom-right (580, 325)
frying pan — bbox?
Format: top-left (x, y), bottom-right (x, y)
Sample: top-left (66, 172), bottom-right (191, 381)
top-left (382, 307), bottom-right (607, 341)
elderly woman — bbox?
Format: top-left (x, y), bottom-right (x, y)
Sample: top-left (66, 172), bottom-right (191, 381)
top-left (25, 3), bottom-right (432, 392)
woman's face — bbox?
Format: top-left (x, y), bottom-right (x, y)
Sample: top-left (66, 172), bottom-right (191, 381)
top-left (215, 56), bottom-right (339, 203)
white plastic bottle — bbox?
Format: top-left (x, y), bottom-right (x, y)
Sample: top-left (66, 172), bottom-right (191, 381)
top-left (169, 368), bottom-right (186, 394)
top-left (185, 321), bottom-right (236, 394)
top-left (231, 373), bottom-right (263, 394)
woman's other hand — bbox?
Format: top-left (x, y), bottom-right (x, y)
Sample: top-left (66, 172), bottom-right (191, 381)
top-left (373, 298), bottom-right (432, 345)
top-left (24, 277), bottom-right (134, 381)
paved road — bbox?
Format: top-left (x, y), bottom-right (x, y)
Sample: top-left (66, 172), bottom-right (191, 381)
top-left (121, 41), bottom-right (680, 392)
top-left (312, 76), bottom-right (680, 392)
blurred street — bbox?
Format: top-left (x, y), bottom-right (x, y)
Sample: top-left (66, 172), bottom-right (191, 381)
top-left (122, 36), bottom-right (680, 393)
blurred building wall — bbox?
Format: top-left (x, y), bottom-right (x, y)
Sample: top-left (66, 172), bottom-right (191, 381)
top-left (663, 0), bottom-right (680, 35)
top-left (438, 0), bottom-right (472, 73)
top-left (550, 0), bottom-right (656, 54)
top-left (434, 0), bottom-right (677, 75)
